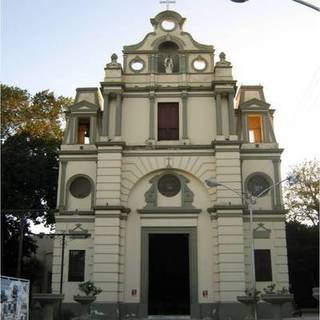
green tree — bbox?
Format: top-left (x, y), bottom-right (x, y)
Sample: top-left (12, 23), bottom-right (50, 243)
top-left (286, 221), bottom-right (319, 308)
top-left (1, 84), bottom-right (72, 141)
top-left (1, 133), bottom-right (61, 276)
top-left (1, 84), bottom-right (73, 278)
top-left (284, 159), bottom-right (320, 226)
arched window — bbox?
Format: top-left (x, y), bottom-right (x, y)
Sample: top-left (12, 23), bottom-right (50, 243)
top-left (158, 41), bottom-right (180, 73)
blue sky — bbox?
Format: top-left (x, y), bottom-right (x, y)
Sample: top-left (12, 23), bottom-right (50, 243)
top-left (2, 0), bottom-right (320, 177)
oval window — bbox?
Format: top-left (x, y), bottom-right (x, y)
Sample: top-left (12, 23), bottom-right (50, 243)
top-left (131, 60), bottom-right (144, 72)
top-left (161, 19), bottom-right (176, 31)
top-left (70, 176), bottom-right (91, 198)
top-left (193, 59), bottom-right (206, 71)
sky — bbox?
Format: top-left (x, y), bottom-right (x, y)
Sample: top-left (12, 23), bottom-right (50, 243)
top-left (2, 0), bottom-right (320, 180)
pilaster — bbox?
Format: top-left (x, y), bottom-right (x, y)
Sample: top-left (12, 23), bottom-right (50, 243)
top-left (182, 92), bottom-right (189, 140)
top-left (272, 159), bottom-right (282, 208)
top-left (148, 92), bottom-right (155, 141)
top-left (215, 93), bottom-right (222, 136)
top-left (228, 92), bottom-right (236, 135)
top-left (58, 160), bottom-right (67, 210)
top-left (115, 92), bottom-right (123, 138)
top-left (102, 93), bottom-right (110, 137)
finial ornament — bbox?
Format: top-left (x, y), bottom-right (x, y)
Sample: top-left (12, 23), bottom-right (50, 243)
top-left (106, 53), bottom-right (122, 69)
top-left (216, 52), bottom-right (231, 66)
top-left (160, 0), bottom-right (176, 10)
top-left (219, 52), bottom-right (226, 62)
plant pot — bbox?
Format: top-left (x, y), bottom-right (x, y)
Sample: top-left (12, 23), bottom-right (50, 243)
top-left (73, 295), bottom-right (96, 319)
top-left (73, 295), bottom-right (96, 305)
top-left (261, 294), bottom-right (293, 320)
top-left (237, 295), bottom-right (259, 320)
top-left (32, 294), bottom-right (64, 320)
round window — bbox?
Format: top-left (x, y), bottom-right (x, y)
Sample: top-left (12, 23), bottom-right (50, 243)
top-left (161, 19), bottom-right (176, 31)
top-left (193, 58), bottom-right (207, 71)
top-left (158, 174), bottom-right (181, 197)
top-left (70, 176), bottom-right (91, 198)
top-left (247, 174), bottom-right (271, 197)
top-left (130, 60), bottom-right (144, 72)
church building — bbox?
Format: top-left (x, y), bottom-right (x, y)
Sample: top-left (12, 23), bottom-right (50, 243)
top-left (53, 9), bottom-right (290, 319)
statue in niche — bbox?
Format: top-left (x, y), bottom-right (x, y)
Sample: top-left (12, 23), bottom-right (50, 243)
top-left (164, 55), bottom-right (174, 73)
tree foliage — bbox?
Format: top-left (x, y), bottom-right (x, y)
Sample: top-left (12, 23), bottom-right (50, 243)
top-left (1, 84), bottom-right (72, 141)
top-left (1, 132), bottom-right (61, 225)
top-left (284, 159), bottom-right (320, 226)
top-left (286, 221), bottom-right (319, 308)
top-left (1, 84), bottom-right (73, 278)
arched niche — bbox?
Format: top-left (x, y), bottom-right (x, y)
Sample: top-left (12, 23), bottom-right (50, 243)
top-left (158, 41), bottom-right (180, 73)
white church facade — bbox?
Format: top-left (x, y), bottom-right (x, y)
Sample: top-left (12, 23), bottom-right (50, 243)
top-left (53, 10), bottom-right (290, 319)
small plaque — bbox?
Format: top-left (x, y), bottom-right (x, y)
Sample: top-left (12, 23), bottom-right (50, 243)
top-left (158, 174), bottom-right (181, 197)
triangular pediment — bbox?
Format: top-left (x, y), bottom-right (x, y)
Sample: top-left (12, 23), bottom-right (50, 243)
top-left (239, 98), bottom-right (270, 110)
top-left (70, 100), bottom-right (99, 113)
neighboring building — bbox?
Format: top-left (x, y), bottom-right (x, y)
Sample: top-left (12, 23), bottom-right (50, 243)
top-left (52, 10), bottom-right (290, 319)
top-left (31, 236), bottom-right (53, 294)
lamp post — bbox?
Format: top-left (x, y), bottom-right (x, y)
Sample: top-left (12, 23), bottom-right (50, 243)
top-left (205, 175), bottom-right (298, 320)
top-left (230, 0), bottom-right (320, 12)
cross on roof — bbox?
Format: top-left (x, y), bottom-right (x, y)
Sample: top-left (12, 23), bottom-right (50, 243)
top-left (160, 0), bottom-right (176, 10)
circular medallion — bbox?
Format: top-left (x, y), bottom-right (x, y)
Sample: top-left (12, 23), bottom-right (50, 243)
top-left (247, 174), bottom-right (270, 197)
top-left (70, 176), bottom-right (91, 198)
top-left (192, 58), bottom-right (207, 71)
top-left (161, 19), bottom-right (176, 31)
top-left (130, 59), bottom-right (144, 72)
top-left (158, 174), bottom-right (181, 197)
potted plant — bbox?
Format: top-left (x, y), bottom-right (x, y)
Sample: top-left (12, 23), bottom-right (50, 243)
top-left (260, 284), bottom-right (293, 320)
top-left (74, 281), bottom-right (102, 318)
top-left (237, 288), bottom-right (260, 320)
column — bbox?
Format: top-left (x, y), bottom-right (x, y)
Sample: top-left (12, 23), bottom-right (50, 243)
top-left (216, 93), bottom-right (222, 135)
top-left (182, 92), bottom-right (188, 140)
top-left (148, 93), bottom-right (155, 140)
top-left (228, 92), bottom-right (236, 135)
top-left (115, 92), bottom-right (123, 137)
top-left (102, 93), bottom-right (109, 136)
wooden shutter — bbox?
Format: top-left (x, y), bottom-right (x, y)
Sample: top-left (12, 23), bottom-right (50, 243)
top-left (158, 103), bottom-right (179, 140)
top-left (255, 249), bottom-right (272, 281)
top-left (68, 250), bottom-right (85, 281)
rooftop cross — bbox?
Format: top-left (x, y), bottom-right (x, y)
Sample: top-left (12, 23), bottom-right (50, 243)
top-left (160, 0), bottom-right (176, 10)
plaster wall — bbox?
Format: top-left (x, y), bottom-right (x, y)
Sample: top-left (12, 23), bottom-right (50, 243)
top-left (51, 221), bottom-right (94, 302)
top-left (242, 159), bottom-right (275, 210)
top-left (64, 161), bottom-right (97, 210)
top-left (122, 98), bottom-right (149, 144)
top-left (188, 97), bottom-right (215, 144)
top-left (123, 170), bottom-right (214, 303)
top-left (243, 219), bottom-right (289, 292)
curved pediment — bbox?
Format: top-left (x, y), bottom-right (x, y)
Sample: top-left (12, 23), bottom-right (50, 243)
top-left (123, 10), bottom-right (213, 53)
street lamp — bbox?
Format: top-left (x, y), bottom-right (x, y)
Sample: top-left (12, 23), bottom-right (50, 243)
top-left (205, 175), bottom-right (298, 320)
top-left (230, 0), bottom-right (320, 12)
